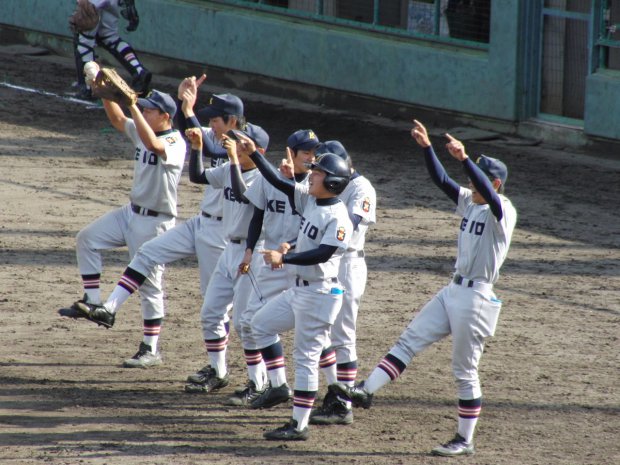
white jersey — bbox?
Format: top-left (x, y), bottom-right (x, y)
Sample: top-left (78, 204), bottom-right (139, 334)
top-left (291, 184), bottom-right (353, 281)
top-left (338, 172), bottom-right (376, 252)
top-left (125, 120), bottom-right (186, 217)
top-left (204, 163), bottom-right (261, 240)
top-left (244, 174), bottom-right (308, 250)
top-left (199, 127), bottom-right (226, 217)
top-left (454, 188), bottom-right (517, 284)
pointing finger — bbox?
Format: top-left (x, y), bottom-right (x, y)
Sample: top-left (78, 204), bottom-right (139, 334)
top-left (445, 133), bottom-right (458, 142)
top-left (286, 147), bottom-right (294, 164)
top-left (196, 73), bottom-right (207, 88)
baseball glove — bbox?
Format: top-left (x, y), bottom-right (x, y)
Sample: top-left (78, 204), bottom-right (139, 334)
top-left (69, 0), bottom-right (100, 33)
top-left (91, 68), bottom-right (138, 106)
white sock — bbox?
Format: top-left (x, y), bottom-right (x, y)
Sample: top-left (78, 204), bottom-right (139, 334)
top-left (143, 335), bottom-right (159, 353)
top-left (364, 367), bottom-right (392, 394)
top-left (292, 406), bottom-right (312, 430)
top-left (248, 361), bottom-right (267, 391)
top-left (209, 350), bottom-right (227, 378)
top-left (84, 289), bottom-right (101, 305)
top-left (458, 417), bottom-right (478, 443)
top-left (268, 367), bottom-right (288, 388)
top-left (321, 364), bottom-right (338, 385)
top-left (104, 285), bottom-right (132, 314)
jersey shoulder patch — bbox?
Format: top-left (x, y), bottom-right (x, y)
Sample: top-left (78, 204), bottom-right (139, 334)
top-left (362, 197), bottom-right (371, 213)
top-left (336, 226), bottom-right (347, 242)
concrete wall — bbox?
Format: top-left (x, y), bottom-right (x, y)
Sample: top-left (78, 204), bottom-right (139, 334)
top-left (0, 0), bottom-right (521, 119)
top-left (1, 0), bottom-right (618, 144)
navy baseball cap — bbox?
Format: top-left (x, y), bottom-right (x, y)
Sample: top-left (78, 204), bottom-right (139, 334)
top-left (287, 129), bottom-right (320, 151)
top-left (476, 155), bottom-right (508, 184)
top-left (138, 90), bottom-right (177, 118)
top-left (244, 123), bottom-right (269, 150)
top-left (316, 140), bottom-right (349, 162)
top-left (197, 93), bottom-right (244, 119)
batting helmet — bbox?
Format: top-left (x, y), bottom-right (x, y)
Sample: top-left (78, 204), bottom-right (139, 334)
top-left (310, 153), bottom-right (351, 195)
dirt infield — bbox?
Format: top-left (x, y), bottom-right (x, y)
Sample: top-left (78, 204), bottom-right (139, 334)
top-left (0, 43), bottom-right (618, 465)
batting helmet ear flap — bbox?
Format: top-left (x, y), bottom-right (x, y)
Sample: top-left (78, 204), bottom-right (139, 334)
top-left (310, 153), bottom-right (351, 195)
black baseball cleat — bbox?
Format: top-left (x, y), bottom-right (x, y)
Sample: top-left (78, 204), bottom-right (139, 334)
top-left (250, 383), bottom-right (291, 409)
top-left (74, 301), bottom-right (115, 328)
top-left (224, 380), bottom-right (265, 406)
top-left (309, 384), bottom-right (353, 425)
top-left (131, 70), bottom-right (152, 96)
top-left (263, 419), bottom-right (309, 441)
top-left (184, 366), bottom-right (229, 393)
top-left (331, 381), bottom-right (374, 409)
top-left (431, 433), bottom-right (475, 456)
top-left (59, 294), bottom-right (90, 319)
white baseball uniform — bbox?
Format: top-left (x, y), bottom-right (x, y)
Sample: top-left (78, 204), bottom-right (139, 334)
top-left (329, 172), bottom-right (377, 364)
top-left (127, 127), bottom-right (227, 298)
top-left (389, 185), bottom-right (516, 400)
top-left (75, 120), bottom-right (186, 320)
top-left (239, 174), bottom-right (309, 348)
top-left (252, 184), bottom-right (353, 392)
top-left (200, 163), bottom-right (261, 346)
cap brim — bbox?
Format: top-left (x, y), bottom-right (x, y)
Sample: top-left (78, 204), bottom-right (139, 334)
top-left (295, 141), bottom-right (321, 151)
top-left (197, 107), bottom-right (224, 120)
top-left (137, 98), bottom-right (159, 110)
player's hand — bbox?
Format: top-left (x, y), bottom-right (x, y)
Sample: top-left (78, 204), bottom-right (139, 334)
top-left (185, 127), bottom-right (203, 150)
top-left (177, 74), bottom-right (206, 100)
top-left (277, 242), bottom-right (291, 255)
top-left (261, 249), bottom-right (284, 270)
top-left (279, 147), bottom-right (295, 178)
top-left (445, 133), bottom-right (468, 161)
top-left (411, 119), bottom-right (431, 148)
top-left (239, 249), bottom-right (252, 274)
top-left (234, 132), bottom-right (257, 155)
top-left (222, 134), bottom-right (239, 163)
top-left (238, 248), bottom-right (252, 275)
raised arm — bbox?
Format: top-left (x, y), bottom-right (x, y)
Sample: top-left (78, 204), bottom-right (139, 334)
top-left (185, 127), bottom-right (209, 184)
top-left (412, 120), bottom-right (460, 203)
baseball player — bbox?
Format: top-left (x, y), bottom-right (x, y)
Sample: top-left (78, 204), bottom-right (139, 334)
top-left (184, 123), bottom-right (270, 396)
top-left (227, 129), bottom-right (320, 407)
top-left (333, 119), bottom-right (517, 456)
top-left (67, 77), bottom-right (242, 368)
top-left (71, 0), bottom-right (151, 99)
top-left (309, 140), bottom-right (377, 426)
top-left (240, 136), bottom-right (353, 441)
top-left (61, 90), bottom-right (185, 361)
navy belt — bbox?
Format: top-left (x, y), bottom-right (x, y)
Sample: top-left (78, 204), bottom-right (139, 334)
top-left (131, 203), bottom-right (159, 217)
top-left (230, 239), bottom-right (242, 244)
top-left (453, 274), bottom-right (474, 288)
top-left (296, 277), bottom-right (338, 287)
top-left (202, 211), bottom-right (222, 221)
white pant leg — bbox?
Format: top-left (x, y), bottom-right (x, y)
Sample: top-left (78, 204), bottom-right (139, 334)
top-left (129, 215), bottom-right (198, 278)
top-left (292, 286), bottom-right (343, 392)
top-left (241, 257), bottom-right (295, 350)
top-left (125, 209), bottom-right (175, 321)
top-left (389, 286), bottom-right (452, 365)
top-left (195, 216), bottom-right (227, 296)
top-left (251, 288), bottom-right (297, 349)
top-left (331, 255), bottom-right (367, 363)
top-left (199, 243), bottom-right (243, 340)
top-left (447, 285), bottom-right (502, 399)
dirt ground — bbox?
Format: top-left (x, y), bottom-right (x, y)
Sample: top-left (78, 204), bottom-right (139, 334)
top-left (0, 43), bottom-right (618, 465)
